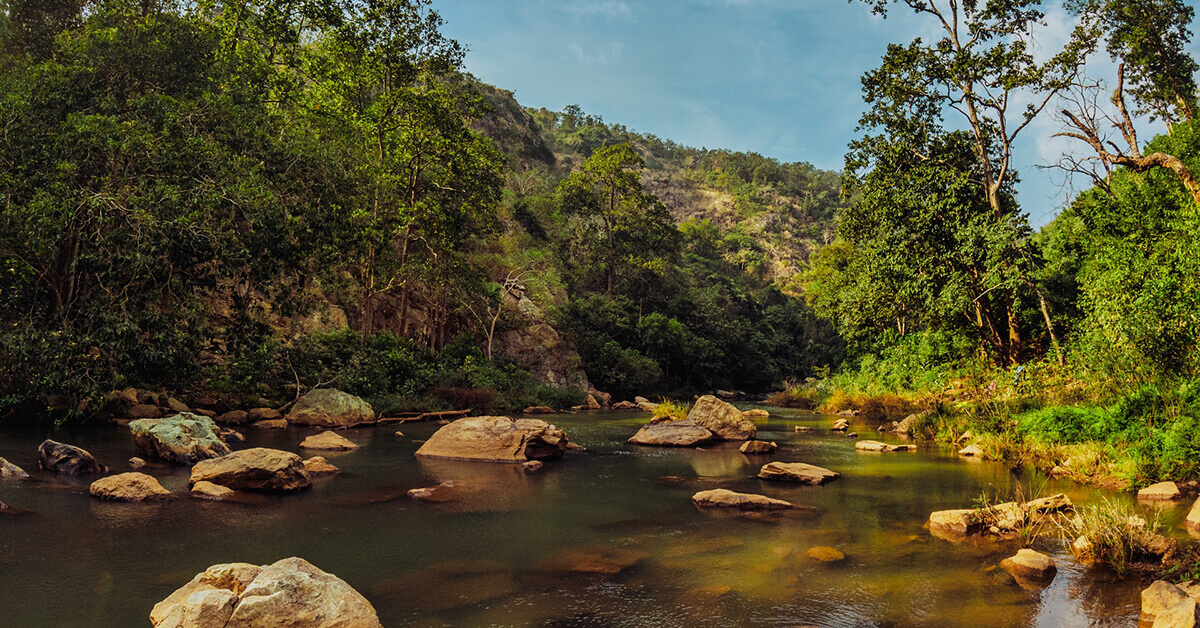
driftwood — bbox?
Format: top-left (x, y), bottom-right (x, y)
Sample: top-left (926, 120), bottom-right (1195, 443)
top-left (380, 409), bottom-right (471, 424)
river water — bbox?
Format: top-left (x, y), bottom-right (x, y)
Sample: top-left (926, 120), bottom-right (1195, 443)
top-left (0, 408), bottom-right (1186, 627)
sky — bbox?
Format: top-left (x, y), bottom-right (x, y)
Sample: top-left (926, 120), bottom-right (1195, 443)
top-left (434, 0), bottom-right (1200, 228)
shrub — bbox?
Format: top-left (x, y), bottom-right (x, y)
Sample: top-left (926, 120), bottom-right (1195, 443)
top-left (651, 399), bottom-right (690, 421)
top-left (765, 388), bottom-right (816, 409)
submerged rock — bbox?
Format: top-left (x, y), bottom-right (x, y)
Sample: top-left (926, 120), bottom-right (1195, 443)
top-left (415, 416), bottom-right (568, 463)
top-left (691, 488), bottom-right (796, 511)
top-left (1139, 481), bottom-right (1183, 501)
top-left (1000, 549), bottom-right (1056, 584)
top-left (151, 557), bottom-right (381, 628)
top-left (757, 461), bottom-right (840, 485)
top-left (285, 389), bottom-right (375, 428)
top-left (743, 409), bottom-right (770, 418)
top-left (371, 560), bottom-right (518, 613)
top-left (533, 546), bottom-right (648, 576)
top-left (739, 440), bottom-right (777, 454)
top-left (0, 457), bottom-right (29, 479)
top-left (129, 413), bottom-right (231, 465)
top-left (806, 546), bottom-right (845, 562)
top-left (89, 472), bottom-right (171, 501)
top-left (38, 440), bottom-right (108, 476)
top-left (628, 421), bottom-right (714, 447)
top-left (687, 395), bottom-right (756, 440)
top-left (298, 431), bottom-right (359, 451)
top-left (855, 440), bottom-right (915, 453)
top-left (191, 481), bottom-right (235, 501)
top-left (189, 448), bottom-right (311, 493)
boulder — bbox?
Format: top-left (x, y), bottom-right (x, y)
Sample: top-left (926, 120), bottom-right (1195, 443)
top-left (415, 416), bottom-right (569, 463)
top-left (928, 509), bottom-right (983, 537)
top-left (894, 411), bottom-right (931, 435)
top-left (151, 557), bottom-right (381, 628)
top-left (691, 488), bottom-right (796, 511)
top-left (806, 546), bottom-right (845, 562)
top-left (1188, 497), bottom-right (1200, 529)
top-left (1140, 481), bottom-right (1183, 501)
top-left (0, 457), bottom-right (29, 479)
top-left (628, 421), bottom-right (715, 447)
top-left (757, 461), bottom-right (840, 485)
top-left (958, 444), bottom-right (982, 457)
top-left (128, 404), bottom-right (162, 419)
top-left (298, 431), bottom-right (359, 451)
top-left (302, 457), bottom-right (340, 475)
top-left (191, 481), bottom-right (235, 501)
top-left (1144, 581), bottom-right (1193, 620)
top-left (739, 440), bottom-right (777, 454)
top-left (1153, 598), bottom-right (1198, 628)
top-left (215, 410), bottom-right (250, 425)
top-left (247, 407), bottom-right (281, 422)
top-left (686, 395), bottom-right (756, 441)
top-left (855, 440), bottom-right (915, 453)
top-left (999, 549), bottom-right (1056, 583)
top-left (285, 389), bottom-right (375, 428)
top-left (129, 413), bottom-right (231, 465)
top-left (166, 397), bottom-right (189, 414)
top-left (634, 396), bottom-right (652, 405)
top-left (38, 440), bottom-right (107, 476)
top-left (522, 406), bottom-right (555, 414)
top-left (189, 448), bottom-right (311, 493)
top-left (250, 419), bottom-right (287, 429)
top-left (89, 472), bottom-right (171, 501)
top-left (1071, 535), bottom-right (1097, 565)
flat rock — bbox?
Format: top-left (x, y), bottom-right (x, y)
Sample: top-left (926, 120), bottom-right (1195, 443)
top-left (743, 409), bottom-right (770, 418)
top-left (855, 440), bottom-right (915, 453)
top-left (129, 413), bottom-right (231, 465)
top-left (89, 472), bottom-right (171, 501)
top-left (38, 440), bottom-right (107, 476)
top-left (0, 457), bottom-right (29, 479)
top-left (687, 395), bottom-right (756, 440)
top-left (189, 448), bottom-right (311, 493)
top-left (739, 440), bottom-right (777, 454)
top-left (1000, 549), bottom-right (1056, 583)
top-left (415, 416), bottom-right (569, 463)
top-left (285, 389), bottom-right (375, 428)
top-left (757, 461), bottom-right (840, 485)
top-left (534, 546), bottom-right (648, 576)
top-left (522, 406), bottom-right (555, 414)
top-left (151, 557), bottom-right (381, 628)
top-left (1140, 481), bottom-right (1183, 501)
top-left (628, 421), bottom-right (714, 447)
top-left (302, 456), bottom-right (340, 475)
top-left (691, 488), bottom-right (796, 510)
top-left (1144, 581), bottom-right (1192, 620)
top-left (247, 408), bottom-right (281, 422)
top-left (250, 418), bottom-right (287, 429)
top-left (806, 546), bottom-right (845, 562)
top-left (299, 431), bottom-right (359, 451)
top-left (794, 426), bottom-right (813, 433)
top-left (191, 481), bottom-right (235, 501)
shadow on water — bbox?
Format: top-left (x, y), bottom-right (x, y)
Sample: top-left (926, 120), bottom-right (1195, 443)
top-left (0, 408), bottom-right (1166, 626)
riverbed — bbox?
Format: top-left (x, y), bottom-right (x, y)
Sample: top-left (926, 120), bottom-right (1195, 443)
top-left (0, 408), bottom-right (1185, 626)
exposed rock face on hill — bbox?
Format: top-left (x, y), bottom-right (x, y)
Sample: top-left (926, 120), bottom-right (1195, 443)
top-left (497, 282), bottom-right (590, 391)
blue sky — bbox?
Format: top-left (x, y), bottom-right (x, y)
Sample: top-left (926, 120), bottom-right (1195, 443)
top-left (435, 0), bottom-right (1198, 228)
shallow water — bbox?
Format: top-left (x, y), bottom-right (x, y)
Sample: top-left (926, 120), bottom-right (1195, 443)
top-left (0, 409), bottom-right (1186, 627)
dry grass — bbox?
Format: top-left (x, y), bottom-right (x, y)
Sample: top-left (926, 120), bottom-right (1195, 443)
top-left (1060, 498), bottom-right (1166, 576)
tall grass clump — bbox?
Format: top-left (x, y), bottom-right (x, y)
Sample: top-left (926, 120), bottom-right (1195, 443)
top-left (651, 400), bottom-right (690, 422)
top-left (1061, 498), bottom-right (1166, 577)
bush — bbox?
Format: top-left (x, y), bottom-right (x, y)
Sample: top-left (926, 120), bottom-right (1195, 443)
top-left (651, 399), bottom-right (690, 421)
top-left (765, 387), bottom-right (816, 409)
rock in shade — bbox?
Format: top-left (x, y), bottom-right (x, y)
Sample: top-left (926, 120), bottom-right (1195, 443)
top-left (285, 389), bottom-right (375, 428)
top-left (806, 546), bottom-right (845, 562)
top-left (415, 416), bottom-right (569, 463)
top-left (191, 481), bottom-right (235, 501)
top-left (958, 444), bottom-right (983, 457)
top-left (628, 421), bottom-right (715, 447)
top-left (89, 472), bottom-right (171, 501)
top-left (0, 457), bottom-right (29, 479)
top-left (522, 406), bottom-right (555, 414)
top-left (128, 404), bottom-right (162, 419)
top-left (686, 395), bottom-right (756, 440)
top-left (855, 440), bottom-right (915, 453)
top-left (691, 488), bottom-right (796, 510)
top-left (757, 461), bottom-right (840, 485)
top-left (999, 549), bottom-right (1056, 583)
top-left (250, 419), bottom-right (287, 429)
top-left (1188, 497), bottom-right (1200, 529)
top-left (1143, 581), bottom-right (1193, 621)
top-left (247, 407), bottom-right (282, 422)
top-left (302, 457), bottom-right (340, 475)
top-left (739, 440), bottom-right (777, 454)
top-left (215, 410), bottom-right (249, 425)
top-left (1139, 481), bottom-right (1183, 501)
top-left (129, 413), bottom-right (231, 465)
top-left (38, 440), bottom-right (108, 476)
top-left (129, 457), bottom-right (147, 469)
top-left (189, 448), bottom-right (311, 493)
top-left (298, 431), bottom-right (359, 451)
top-left (150, 558), bottom-right (381, 628)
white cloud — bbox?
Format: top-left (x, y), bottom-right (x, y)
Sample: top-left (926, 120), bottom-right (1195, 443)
top-left (567, 41), bottom-right (625, 65)
top-left (568, 1), bottom-right (633, 21)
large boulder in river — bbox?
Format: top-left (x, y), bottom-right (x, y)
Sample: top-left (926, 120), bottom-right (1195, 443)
top-left (38, 440), bottom-right (108, 476)
top-left (89, 472), bottom-right (171, 501)
top-left (628, 421), bottom-right (714, 447)
top-left (415, 416), bottom-right (568, 463)
top-left (691, 488), bottom-right (796, 511)
top-left (757, 461), bottom-right (840, 485)
top-left (285, 389), bottom-right (375, 428)
top-left (151, 557), bottom-right (381, 628)
top-left (686, 395), bottom-right (756, 440)
top-left (129, 413), bottom-right (231, 465)
top-left (189, 448), bottom-right (311, 493)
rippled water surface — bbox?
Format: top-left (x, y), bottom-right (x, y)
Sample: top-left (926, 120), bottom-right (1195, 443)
top-left (0, 409), bottom-right (1186, 627)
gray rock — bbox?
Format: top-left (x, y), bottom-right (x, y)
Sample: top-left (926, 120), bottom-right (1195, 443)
top-left (285, 389), bottom-right (375, 428)
top-left (686, 395), bottom-right (756, 441)
top-left (38, 440), bottom-right (107, 476)
top-left (130, 413), bottom-right (231, 465)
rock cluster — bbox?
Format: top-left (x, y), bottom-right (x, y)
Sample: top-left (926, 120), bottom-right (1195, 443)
top-left (929, 493), bottom-right (1073, 539)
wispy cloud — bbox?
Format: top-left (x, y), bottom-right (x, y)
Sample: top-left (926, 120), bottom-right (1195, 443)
top-left (567, 41), bottom-right (625, 65)
top-left (567, 1), bottom-right (633, 21)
